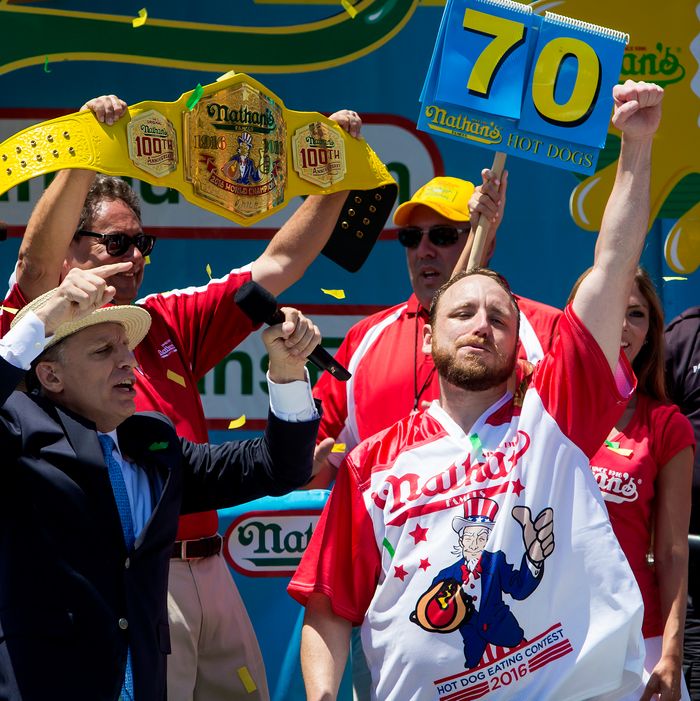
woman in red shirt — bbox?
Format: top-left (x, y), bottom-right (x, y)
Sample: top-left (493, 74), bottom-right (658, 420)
top-left (570, 267), bottom-right (694, 701)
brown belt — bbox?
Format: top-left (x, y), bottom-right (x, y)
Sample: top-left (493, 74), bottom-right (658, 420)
top-left (171, 534), bottom-right (222, 560)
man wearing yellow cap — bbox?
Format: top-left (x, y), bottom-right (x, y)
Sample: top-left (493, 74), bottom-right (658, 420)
top-left (310, 170), bottom-right (561, 489)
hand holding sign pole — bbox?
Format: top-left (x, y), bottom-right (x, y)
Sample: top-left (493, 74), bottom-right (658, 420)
top-left (419, 0), bottom-right (628, 273)
top-left (456, 151), bottom-right (507, 273)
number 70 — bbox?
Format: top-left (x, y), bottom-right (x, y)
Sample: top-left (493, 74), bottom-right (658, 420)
top-left (463, 8), bottom-right (602, 127)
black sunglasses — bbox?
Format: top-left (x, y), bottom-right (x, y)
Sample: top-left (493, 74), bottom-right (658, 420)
top-left (76, 230), bottom-right (157, 257)
top-left (397, 225), bottom-right (470, 249)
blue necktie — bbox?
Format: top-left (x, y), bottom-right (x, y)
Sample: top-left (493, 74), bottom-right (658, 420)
top-left (98, 434), bottom-right (135, 701)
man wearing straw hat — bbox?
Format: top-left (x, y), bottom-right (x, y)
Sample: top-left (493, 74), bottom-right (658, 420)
top-left (0, 261), bottom-right (321, 701)
top-left (0, 94), bottom-right (361, 701)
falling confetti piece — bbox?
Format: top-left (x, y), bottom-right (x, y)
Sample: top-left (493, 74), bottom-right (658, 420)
top-left (217, 70), bottom-right (237, 82)
top-left (382, 537), bottom-right (395, 558)
top-left (341, 0), bottom-right (358, 18)
top-left (612, 447), bottom-right (633, 457)
top-left (605, 441), bottom-right (633, 457)
top-left (149, 441), bottom-right (169, 451)
top-left (0, 306), bottom-right (18, 315)
top-left (166, 369), bottom-right (186, 387)
top-left (144, 255), bottom-right (151, 265)
top-left (43, 56), bottom-right (51, 73)
top-left (237, 666), bottom-right (257, 693)
top-left (321, 288), bottom-right (346, 300)
top-left (132, 7), bottom-right (148, 27)
top-left (469, 433), bottom-right (482, 454)
top-left (662, 276), bottom-right (687, 281)
top-left (331, 443), bottom-right (346, 453)
top-left (205, 263), bottom-right (212, 279)
top-left (228, 415), bottom-right (246, 429)
top-left (186, 83), bottom-right (204, 111)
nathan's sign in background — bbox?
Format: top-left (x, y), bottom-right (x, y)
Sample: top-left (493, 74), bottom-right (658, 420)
top-left (419, 0), bottom-right (627, 174)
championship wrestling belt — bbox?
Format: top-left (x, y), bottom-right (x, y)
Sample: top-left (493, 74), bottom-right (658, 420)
top-left (0, 73), bottom-right (398, 272)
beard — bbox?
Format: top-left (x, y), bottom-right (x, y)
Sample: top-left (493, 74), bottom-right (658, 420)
top-left (432, 338), bottom-right (516, 392)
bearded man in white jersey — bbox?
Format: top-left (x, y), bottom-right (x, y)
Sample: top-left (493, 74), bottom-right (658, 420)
top-left (289, 80), bottom-right (664, 701)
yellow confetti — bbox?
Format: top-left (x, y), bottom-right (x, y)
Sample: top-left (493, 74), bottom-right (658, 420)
top-left (662, 276), bottom-right (687, 281)
top-left (611, 447), bottom-right (633, 457)
top-left (0, 306), bottom-right (18, 315)
top-left (217, 70), bottom-right (237, 82)
top-left (331, 443), bottom-right (346, 453)
top-left (144, 255), bottom-right (151, 265)
top-left (321, 288), bottom-right (346, 300)
top-left (228, 415), bottom-right (246, 429)
top-left (237, 666), bottom-right (257, 693)
top-left (205, 263), bottom-right (212, 279)
top-left (132, 7), bottom-right (148, 27)
top-left (341, 0), bottom-right (358, 18)
top-left (166, 369), bottom-right (186, 387)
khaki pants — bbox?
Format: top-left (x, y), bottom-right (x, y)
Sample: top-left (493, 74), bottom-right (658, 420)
top-left (167, 554), bottom-right (270, 701)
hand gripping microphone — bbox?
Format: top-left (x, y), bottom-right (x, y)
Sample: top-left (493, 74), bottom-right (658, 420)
top-left (234, 281), bottom-right (351, 382)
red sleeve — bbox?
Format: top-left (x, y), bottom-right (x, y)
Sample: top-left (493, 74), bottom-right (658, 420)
top-left (0, 284), bottom-right (29, 338)
top-left (138, 266), bottom-right (258, 380)
top-left (654, 404), bottom-right (696, 467)
top-left (526, 304), bottom-right (562, 353)
top-left (313, 330), bottom-right (358, 443)
top-left (287, 456), bottom-right (381, 625)
top-left (533, 304), bottom-right (635, 458)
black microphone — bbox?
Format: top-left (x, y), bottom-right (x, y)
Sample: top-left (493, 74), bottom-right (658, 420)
top-left (234, 281), bottom-right (351, 382)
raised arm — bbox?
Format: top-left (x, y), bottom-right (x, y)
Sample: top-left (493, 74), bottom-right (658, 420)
top-left (16, 96), bottom-right (128, 301)
top-left (301, 593), bottom-right (352, 701)
top-left (250, 109), bottom-right (363, 296)
top-left (572, 81), bottom-right (664, 370)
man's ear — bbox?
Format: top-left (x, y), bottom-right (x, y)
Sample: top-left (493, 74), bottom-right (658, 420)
top-left (34, 361), bottom-right (63, 394)
top-left (422, 323), bottom-right (433, 355)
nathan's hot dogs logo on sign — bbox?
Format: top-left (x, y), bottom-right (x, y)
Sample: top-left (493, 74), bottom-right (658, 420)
top-left (127, 110), bottom-right (178, 177)
top-left (418, 0), bottom-right (628, 175)
top-left (622, 43), bottom-right (685, 87)
top-left (223, 509), bottom-right (322, 577)
top-left (292, 122), bottom-right (346, 188)
top-left (184, 81), bottom-right (287, 219)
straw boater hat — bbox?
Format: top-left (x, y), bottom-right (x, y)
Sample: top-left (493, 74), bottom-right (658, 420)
top-left (12, 288), bottom-right (151, 351)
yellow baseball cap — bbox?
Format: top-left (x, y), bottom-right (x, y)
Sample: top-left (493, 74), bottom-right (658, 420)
top-left (393, 176), bottom-right (475, 226)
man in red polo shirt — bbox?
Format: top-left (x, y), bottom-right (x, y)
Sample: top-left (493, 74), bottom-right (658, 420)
top-left (0, 94), bottom-right (359, 701)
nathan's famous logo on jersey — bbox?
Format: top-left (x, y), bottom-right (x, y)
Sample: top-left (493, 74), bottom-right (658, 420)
top-left (223, 509), bottom-right (321, 577)
top-left (621, 43), bottom-right (685, 87)
top-left (206, 103), bottom-right (277, 134)
top-left (371, 431), bottom-right (531, 526)
top-left (591, 465), bottom-right (640, 503)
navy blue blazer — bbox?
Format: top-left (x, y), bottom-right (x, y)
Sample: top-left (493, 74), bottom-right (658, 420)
top-left (0, 357), bottom-right (319, 701)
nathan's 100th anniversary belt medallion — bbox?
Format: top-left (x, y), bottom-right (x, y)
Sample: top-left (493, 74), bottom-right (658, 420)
top-left (0, 73), bottom-right (397, 271)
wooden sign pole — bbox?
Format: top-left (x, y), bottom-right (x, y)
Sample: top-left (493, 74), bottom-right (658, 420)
top-left (452, 151), bottom-right (507, 276)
